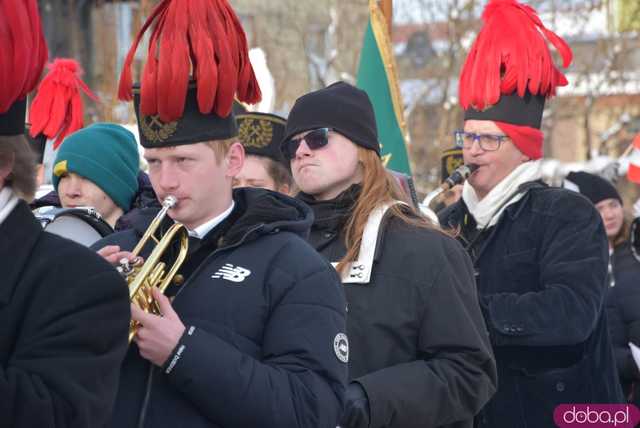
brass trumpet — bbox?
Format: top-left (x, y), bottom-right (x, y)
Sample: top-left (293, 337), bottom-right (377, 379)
top-left (118, 195), bottom-right (189, 343)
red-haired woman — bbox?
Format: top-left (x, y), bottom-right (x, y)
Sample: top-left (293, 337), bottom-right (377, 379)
top-left (282, 81), bottom-right (497, 428)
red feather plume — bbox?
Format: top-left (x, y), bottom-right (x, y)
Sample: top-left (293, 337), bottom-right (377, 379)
top-left (0, 0), bottom-right (48, 113)
top-left (459, 0), bottom-right (573, 111)
top-left (118, 0), bottom-right (262, 123)
top-left (28, 59), bottom-right (99, 149)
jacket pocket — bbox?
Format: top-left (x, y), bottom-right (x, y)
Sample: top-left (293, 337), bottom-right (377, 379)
top-left (515, 354), bottom-right (594, 426)
top-left (502, 248), bottom-right (539, 289)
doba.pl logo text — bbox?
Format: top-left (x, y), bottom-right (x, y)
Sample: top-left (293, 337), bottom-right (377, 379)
top-left (554, 404), bottom-right (640, 427)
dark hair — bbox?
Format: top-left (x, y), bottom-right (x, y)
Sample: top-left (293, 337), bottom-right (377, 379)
top-left (0, 135), bottom-right (37, 200)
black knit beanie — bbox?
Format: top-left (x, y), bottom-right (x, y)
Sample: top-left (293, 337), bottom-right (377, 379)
top-left (282, 81), bottom-right (380, 156)
top-left (564, 171), bottom-right (622, 205)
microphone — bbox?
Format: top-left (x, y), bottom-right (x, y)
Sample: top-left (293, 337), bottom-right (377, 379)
top-left (441, 164), bottom-right (478, 191)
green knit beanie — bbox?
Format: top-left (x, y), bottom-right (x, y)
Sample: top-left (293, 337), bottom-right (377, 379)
top-left (52, 123), bottom-right (140, 211)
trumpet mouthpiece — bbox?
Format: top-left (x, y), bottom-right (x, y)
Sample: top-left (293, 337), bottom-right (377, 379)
top-left (163, 195), bottom-right (178, 209)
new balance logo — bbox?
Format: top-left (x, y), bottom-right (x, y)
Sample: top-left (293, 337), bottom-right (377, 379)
top-left (211, 264), bottom-right (252, 283)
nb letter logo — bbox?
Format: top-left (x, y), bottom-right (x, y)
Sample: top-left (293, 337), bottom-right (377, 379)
top-left (212, 264), bottom-right (252, 283)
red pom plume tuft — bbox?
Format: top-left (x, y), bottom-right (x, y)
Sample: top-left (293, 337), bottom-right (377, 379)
top-left (0, 0), bottom-right (48, 113)
top-left (459, 0), bottom-right (573, 111)
top-left (118, 0), bottom-right (262, 123)
top-left (29, 59), bottom-right (99, 149)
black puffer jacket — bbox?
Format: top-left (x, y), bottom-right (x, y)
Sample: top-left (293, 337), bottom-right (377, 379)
top-left (93, 187), bottom-right (348, 428)
top-left (298, 186), bottom-right (497, 428)
top-left (1, 199), bottom-right (129, 428)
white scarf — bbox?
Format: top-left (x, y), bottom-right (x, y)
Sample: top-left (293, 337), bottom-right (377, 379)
top-left (462, 160), bottom-right (542, 229)
top-left (0, 186), bottom-right (19, 225)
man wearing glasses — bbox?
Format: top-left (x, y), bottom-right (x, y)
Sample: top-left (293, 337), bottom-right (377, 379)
top-left (439, 1), bottom-right (623, 427)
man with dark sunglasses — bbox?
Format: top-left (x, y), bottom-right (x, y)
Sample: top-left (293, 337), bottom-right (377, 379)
top-left (282, 127), bottom-right (333, 160)
top-left (438, 1), bottom-right (623, 427)
top-left (283, 81), bottom-right (497, 428)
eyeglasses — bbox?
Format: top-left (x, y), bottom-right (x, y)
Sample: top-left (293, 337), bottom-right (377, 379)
top-left (282, 128), bottom-right (332, 160)
top-left (454, 130), bottom-right (510, 152)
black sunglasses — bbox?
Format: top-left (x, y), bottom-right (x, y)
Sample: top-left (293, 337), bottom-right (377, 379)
top-left (282, 128), bottom-right (332, 160)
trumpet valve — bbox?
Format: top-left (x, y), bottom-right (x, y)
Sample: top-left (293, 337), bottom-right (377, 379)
top-left (117, 258), bottom-right (132, 276)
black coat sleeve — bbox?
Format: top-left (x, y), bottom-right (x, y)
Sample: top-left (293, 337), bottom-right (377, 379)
top-left (607, 296), bottom-right (636, 380)
top-left (356, 238), bottom-right (497, 428)
top-left (480, 195), bottom-right (608, 347)
top-left (162, 264), bottom-right (348, 428)
top-left (0, 256), bottom-right (130, 428)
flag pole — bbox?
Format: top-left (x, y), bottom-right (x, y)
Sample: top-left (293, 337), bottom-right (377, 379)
top-left (621, 138), bottom-right (637, 159)
top-left (378, 0), bottom-right (393, 36)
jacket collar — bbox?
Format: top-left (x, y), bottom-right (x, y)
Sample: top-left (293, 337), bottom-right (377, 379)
top-left (334, 202), bottom-right (401, 284)
top-left (504, 180), bottom-right (546, 221)
top-left (298, 184), bottom-right (360, 233)
top-left (443, 180), bottom-right (546, 228)
top-left (0, 200), bottom-right (43, 304)
top-left (445, 180), bottom-right (547, 265)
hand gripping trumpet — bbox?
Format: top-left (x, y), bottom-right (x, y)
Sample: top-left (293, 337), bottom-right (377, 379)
top-left (118, 195), bottom-right (189, 343)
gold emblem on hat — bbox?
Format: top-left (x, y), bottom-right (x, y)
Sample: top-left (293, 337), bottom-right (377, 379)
top-left (238, 118), bottom-right (273, 148)
top-left (446, 156), bottom-right (464, 176)
top-left (140, 114), bottom-right (178, 144)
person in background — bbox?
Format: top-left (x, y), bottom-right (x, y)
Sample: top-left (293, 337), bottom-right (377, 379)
top-left (50, 123), bottom-right (140, 228)
top-left (30, 122), bottom-right (160, 235)
top-left (283, 81), bottom-right (497, 428)
top-left (565, 171), bottom-right (640, 406)
top-left (233, 112), bottom-right (293, 194)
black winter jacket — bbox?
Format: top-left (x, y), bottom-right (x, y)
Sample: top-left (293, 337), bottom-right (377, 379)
top-left (606, 243), bottom-right (640, 403)
top-left (1, 199), bottom-right (130, 428)
top-left (439, 182), bottom-right (624, 428)
top-left (94, 187), bottom-right (348, 428)
top-left (299, 187), bottom-right (497, 428)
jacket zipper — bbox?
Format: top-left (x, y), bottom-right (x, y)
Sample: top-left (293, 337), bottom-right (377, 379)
top-left (137, 364), bottom-right (155, 428)
top-left (135, 223), bottom-right (265, 426)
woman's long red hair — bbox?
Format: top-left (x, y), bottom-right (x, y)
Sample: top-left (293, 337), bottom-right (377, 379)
top-left (336, 148), bottom-right (437, 275)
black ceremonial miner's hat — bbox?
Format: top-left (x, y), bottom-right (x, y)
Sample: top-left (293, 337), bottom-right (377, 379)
top-left (236, 112), bottom-right (287, 165)
top-left (133, 83), bottom-right (238, 148)
top-left (440, 147), bottom-right (463, 183)
top-left (118, 0), bottom-right (261, 149)
top-left (0, 0), bottom-right (48, 137)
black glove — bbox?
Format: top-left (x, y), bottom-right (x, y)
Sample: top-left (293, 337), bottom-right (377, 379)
top-left (339, 382), bottom-right (371, 428)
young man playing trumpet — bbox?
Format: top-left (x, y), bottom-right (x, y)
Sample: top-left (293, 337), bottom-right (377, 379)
top-left (94, 1), bottom-right (347, 427)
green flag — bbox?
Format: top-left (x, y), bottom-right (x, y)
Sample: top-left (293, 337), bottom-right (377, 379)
top-left (356, 0), bottom-right (411, 175)
top-left (618, 0), bottom-right (640, 32)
